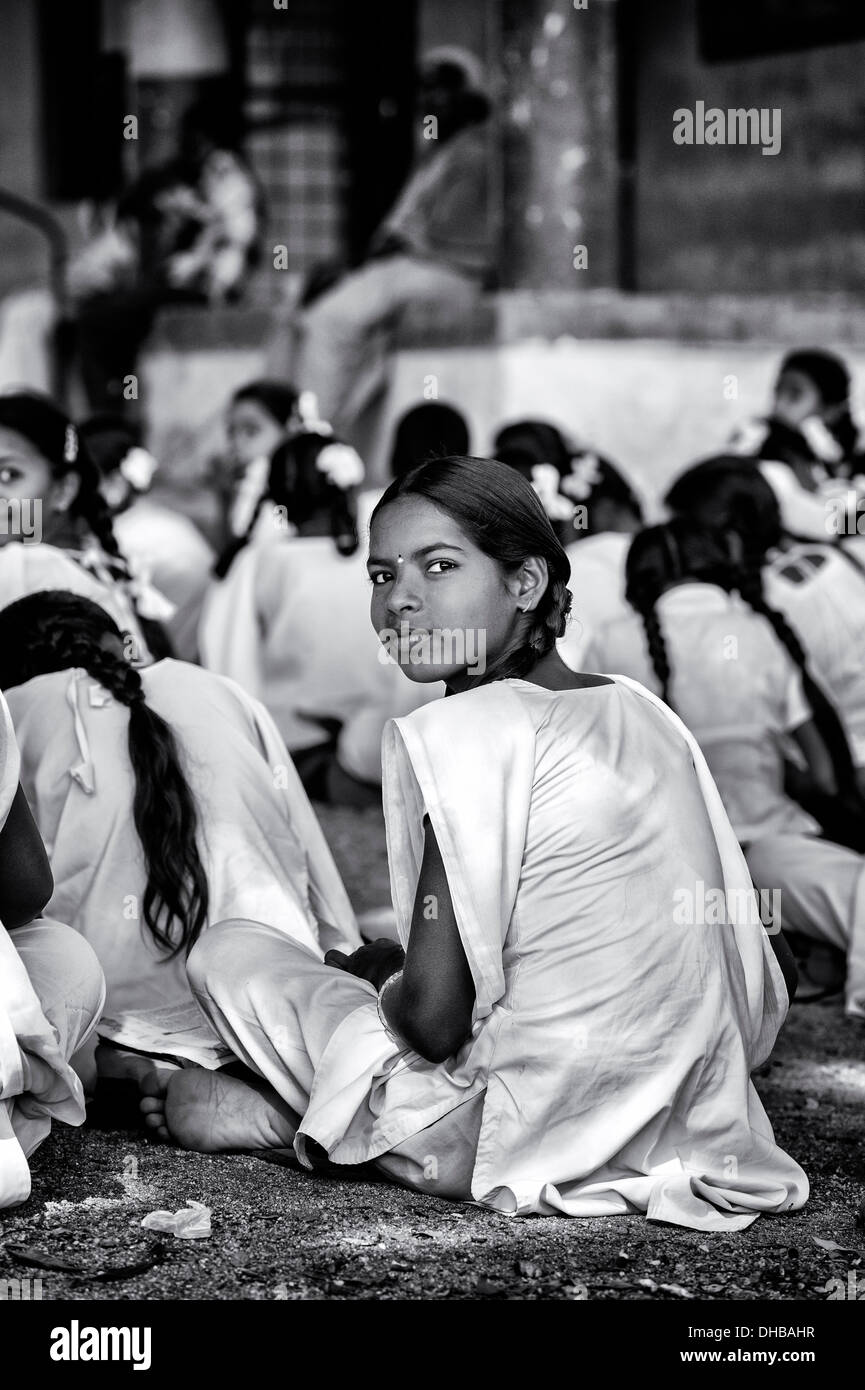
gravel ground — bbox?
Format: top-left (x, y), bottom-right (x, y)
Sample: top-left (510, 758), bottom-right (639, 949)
top-left (1, 804), bottom-right (863, 1302)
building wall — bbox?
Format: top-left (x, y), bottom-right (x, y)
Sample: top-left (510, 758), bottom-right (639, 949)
top-left (0, 0), bottom-right (47, 300)
top-left (634, 0), bottom-right (865, 291)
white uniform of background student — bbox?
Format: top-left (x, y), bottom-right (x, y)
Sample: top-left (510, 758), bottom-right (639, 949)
top-left (765, 540), bottom-right (865, 768)
top-left (0, 693), bottom-right (105, 1209)
top-left (6, 659), bottom-right (361, 1019)
top-left (589, 566), bottom-right (865, 1017)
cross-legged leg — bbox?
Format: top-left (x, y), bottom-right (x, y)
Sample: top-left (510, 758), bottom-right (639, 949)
top-left (139, 919), bottom-right (376, 1151)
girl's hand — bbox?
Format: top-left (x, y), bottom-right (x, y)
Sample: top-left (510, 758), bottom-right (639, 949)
top-left (325, 939), bottom-right (405, 990)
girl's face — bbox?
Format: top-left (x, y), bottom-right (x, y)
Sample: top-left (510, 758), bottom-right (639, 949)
top-left (773, 370), bottom-right (823, 430)
top-left (0, 426), bottom-right (62, 546)
top-left (226, 400), bottom-right (285, 470)
top-left (368, 495), bottom-right (541, 689)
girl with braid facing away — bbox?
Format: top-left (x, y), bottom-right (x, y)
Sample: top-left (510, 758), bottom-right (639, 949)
top-left (585, 511), bottom-right (865, 1016)
top-left (140, 457), bottom-right (805, 1231)
top-left (0, 393), bottom-right (171, 660)
top-left (0, 592), bottom-right (361, 1075)
top-left (666, 456), bottom-right (865, 794)
top-left (663, 457), bottom-right (865, 1014)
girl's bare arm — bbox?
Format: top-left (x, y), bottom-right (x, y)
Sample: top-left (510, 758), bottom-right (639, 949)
top-left (0, 784), bottom-right (54, 929)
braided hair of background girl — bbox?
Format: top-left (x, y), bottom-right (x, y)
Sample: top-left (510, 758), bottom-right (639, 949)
top-left (625, 514), bottom-right (865, 850)
top-left (0, 393), bottom-right (172, 658)
top-left (214, 392), bottom-right (364, 578)
top-left (372, 454), bottom-right (573, 686)
top-left (493, 419), bottom-right (643, 541)
top-left (0, 590), bottom-right (208, 954)
top-left (666, 452), bottom-right (865, 582)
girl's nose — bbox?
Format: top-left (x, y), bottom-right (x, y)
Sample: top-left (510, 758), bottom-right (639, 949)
top-left (386, 573), bottom-right (422, 622)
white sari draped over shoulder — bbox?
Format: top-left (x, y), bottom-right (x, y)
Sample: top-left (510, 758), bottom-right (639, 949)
top-left (297, 676), bottom-right (808, 1231)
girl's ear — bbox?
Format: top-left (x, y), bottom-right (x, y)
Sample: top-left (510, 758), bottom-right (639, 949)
top-left (510, 556), bottom-right (549, 613)
top-left (51, 472), bottom-right (81, 513)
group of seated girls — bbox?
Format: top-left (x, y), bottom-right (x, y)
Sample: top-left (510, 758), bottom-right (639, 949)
top-left (3, 346), bottom-right (859, 1225)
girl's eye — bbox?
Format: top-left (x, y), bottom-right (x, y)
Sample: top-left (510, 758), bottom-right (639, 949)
top-left (428, 559), bottom-right (456, 575)
top-left (0, 466), bottom-right (19, 485)
top-left (369, 571), bottom-right (392, 586)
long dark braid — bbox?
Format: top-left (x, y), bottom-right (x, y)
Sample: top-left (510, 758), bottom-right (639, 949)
top-left (68, 430), bottom-right (174, 659)
top-left (0, 591), bottom-right (209, 955)
top-left (638, 605), bottom-right (673, 706)
top-left (735, 557), bottom-right (865, 807)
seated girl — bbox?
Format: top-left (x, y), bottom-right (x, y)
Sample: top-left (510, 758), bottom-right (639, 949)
top-left (728, 350), bottom-right (865, 544)
top-left (141, 456), bottom-right (807, 1231)
top-left (493, 420), bottom-right (644, 666)
top-left (0, 392), bottom-right (170, 661)
top-left (80, 414), bottom-right (214, 662)
top-left (0, 592), bottom-right (361, 1042)
top-left (666, 456), bottom-right (865, 785)
top-left (210, 379), bottom-right (298, 550)
top-left (588, 514), bottom-right (865, 1015)
top-left (0, 689), bottom-right (105, 1208)
top-left (200, 405), bottom-right (440, 801)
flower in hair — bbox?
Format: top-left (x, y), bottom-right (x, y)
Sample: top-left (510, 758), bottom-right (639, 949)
top-left (64, 424), bottom-right (79, 464)
top-left (293, 389), bottom-right (334, 439)
top-left (560, 451), bottom-right (603, 501)
top-left (316, 442), bottom-right (365, 491)
top-left (119, 446), bottom-right (158, 493)
top-left (530, 462), bottom-right (575, 521)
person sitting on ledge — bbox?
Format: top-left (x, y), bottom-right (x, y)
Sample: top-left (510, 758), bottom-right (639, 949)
top-left (295, 48), bottom-right (498, 442)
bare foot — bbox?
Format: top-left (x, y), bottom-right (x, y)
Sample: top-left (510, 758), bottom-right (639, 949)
top-left (139, 1066), bottom-right (299, 1153)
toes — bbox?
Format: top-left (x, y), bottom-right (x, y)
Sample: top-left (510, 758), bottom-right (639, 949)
top-left (142, 1110), bottom-right (165, 1130)
top-left (139, 1068), bottom-right (169, 1099)
top-left (139, 1096), bottom-right (162, 1115)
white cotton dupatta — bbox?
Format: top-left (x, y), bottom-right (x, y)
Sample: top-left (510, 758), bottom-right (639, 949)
top-left (0, 695), bottom-right (88, 1209)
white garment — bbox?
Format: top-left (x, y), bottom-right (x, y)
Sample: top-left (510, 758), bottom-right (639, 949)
top-left (0, 542), bottom-right (153, 660)
top-left (196, 677), bottom-right (807, 1229)
top-left (114, 500), bottom-right (214, 661)
top-left (759, 461), bottom-right (865, 541)
top-left (746, 835), bottom-right (865, 1018)
top-left (765, 542), bottom-right (865, 766)
top-left (199, 535), bottom-right (441, 772)
top-left (0, 693), bottom-right (105, 1208)
top-left (5, 660), bottom-right (360, 1017)
top-left (228, 456), bottom-right (270, 539)
top-left (559, 532), bottom-right (631, 670)
top-left (585, 584), bottom-right (817, 843)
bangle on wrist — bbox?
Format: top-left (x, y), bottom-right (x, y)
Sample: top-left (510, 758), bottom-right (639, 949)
top-left (376, 969), bottom-right (405, 1045)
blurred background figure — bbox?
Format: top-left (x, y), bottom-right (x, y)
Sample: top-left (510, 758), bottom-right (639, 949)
top-left (492, 417), bottom-right (644, 667)
top-left (199, 402), bottom-right (440, 803)
top-left (357, 399), bottom-right (470, 537)
top-left (209, 378), bottom-right (298, 552)
top-left (0, 391), bottom-right (171, 660)
top-left (69, 87), bottom-right (260, 415)
top-left (728, 348), bottom-right (865, 543)
top-left (79, 414), bottom-right (214, 660)
top-left (295, 47), bottom-right (497, 441)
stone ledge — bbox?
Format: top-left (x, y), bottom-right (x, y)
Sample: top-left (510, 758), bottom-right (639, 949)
top-left (144, 288), bottom-right (865, 356)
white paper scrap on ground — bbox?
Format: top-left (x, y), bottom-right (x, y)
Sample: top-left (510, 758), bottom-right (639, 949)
top-left (141, 1199), bottom-right (212, 1239)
